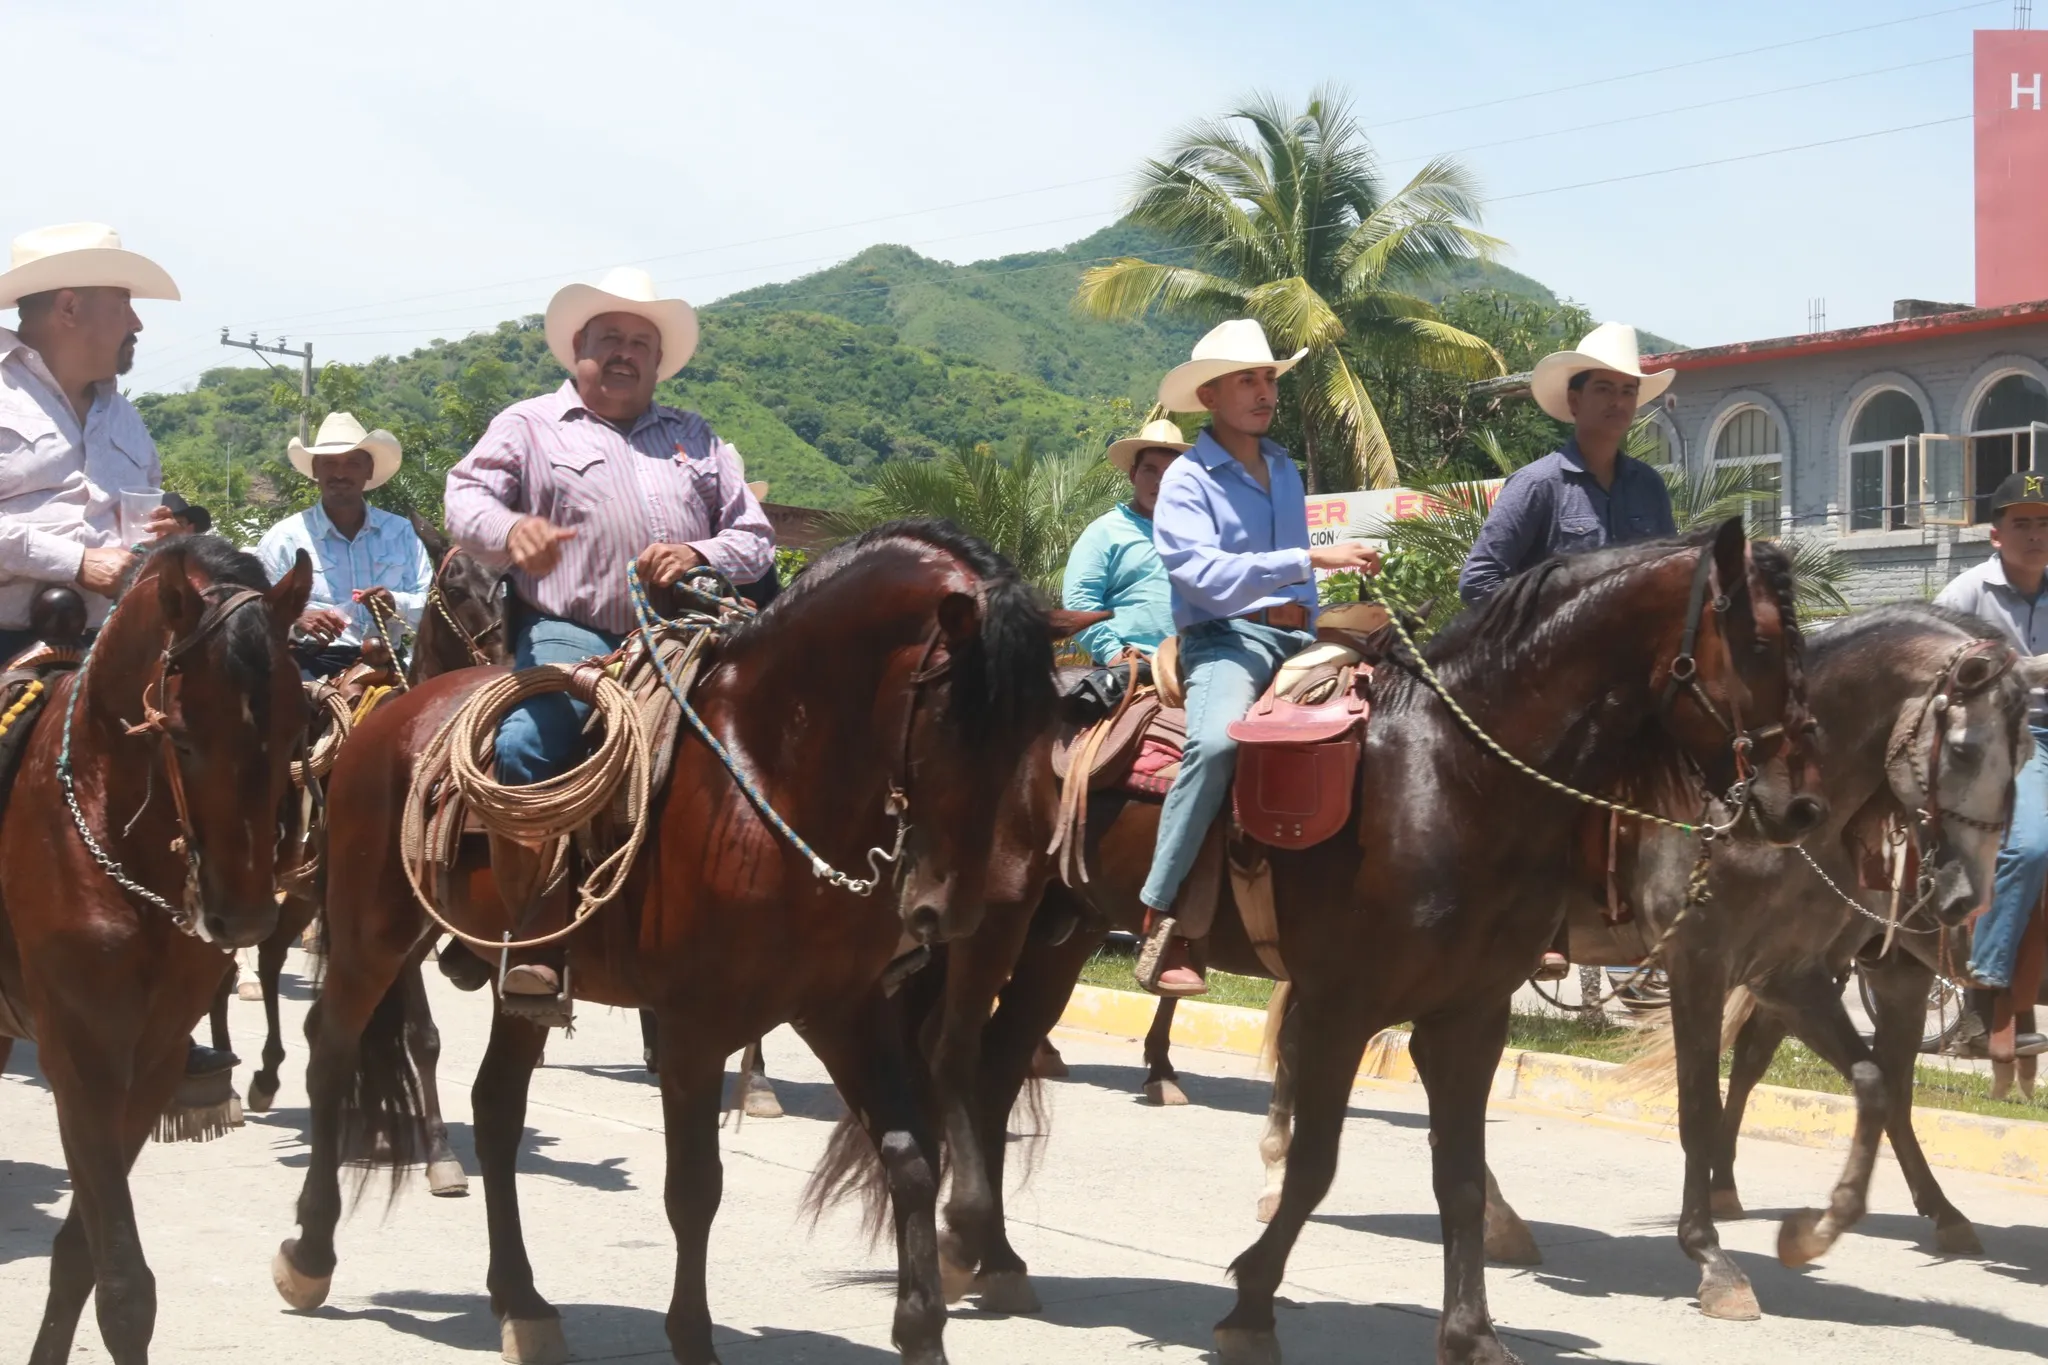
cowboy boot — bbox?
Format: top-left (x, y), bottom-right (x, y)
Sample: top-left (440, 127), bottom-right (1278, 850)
top-left (1135, 909), bottom-right (1207, 998)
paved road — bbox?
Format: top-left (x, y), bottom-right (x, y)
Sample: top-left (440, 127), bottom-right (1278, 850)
top-left (4, 950), bottom-right (2048, 1363)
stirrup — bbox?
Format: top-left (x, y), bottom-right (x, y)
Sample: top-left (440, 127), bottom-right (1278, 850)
top-left (1133, 914), bottom-right (1179, 993)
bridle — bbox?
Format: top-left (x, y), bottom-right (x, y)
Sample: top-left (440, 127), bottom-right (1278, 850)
top-left (425, 546), bottom-right (504, 668)
top-left (58, 585), bottom-right (273, 939)
top-left (1886, 635), bottom-right (2019, 861)
top-left (1656, 543), bottom-right (1796, 813)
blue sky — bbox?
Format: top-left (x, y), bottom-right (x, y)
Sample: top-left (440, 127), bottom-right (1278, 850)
top-left (5, 0), bottom-right (2011, 397)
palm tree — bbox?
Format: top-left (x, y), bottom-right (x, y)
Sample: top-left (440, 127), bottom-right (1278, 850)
top-left (824, 441), bottom-right (1128, 593)
top-left (1075, 86), bottom-right (1506, 492)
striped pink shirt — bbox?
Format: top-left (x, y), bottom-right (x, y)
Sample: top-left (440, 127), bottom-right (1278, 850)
top-left (445, 382), bottom-right (775, 633)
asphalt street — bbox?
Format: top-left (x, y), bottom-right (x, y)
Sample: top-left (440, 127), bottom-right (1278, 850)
top-left (4, 949), bottom-right (2047, 1363)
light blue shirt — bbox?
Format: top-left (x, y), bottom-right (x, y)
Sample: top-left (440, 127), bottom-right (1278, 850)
top-left (1062, 503), bottom-right (1175, 662)
top-left (256, 502), bottom-right (431, 648)
top-left (1151, 429), bottom-right (1315, 628)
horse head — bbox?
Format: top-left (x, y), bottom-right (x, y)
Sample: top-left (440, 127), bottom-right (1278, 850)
top-left (98, 538), bottom-right (311, 946)
top-left (410, 514), bottom-right (510, 678)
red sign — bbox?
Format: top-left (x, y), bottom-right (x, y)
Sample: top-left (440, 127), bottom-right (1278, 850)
top-left (1976, 30), bottom-right (2048, 307)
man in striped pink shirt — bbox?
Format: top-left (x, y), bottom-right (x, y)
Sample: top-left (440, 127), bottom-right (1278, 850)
top-left (445, 269), bottom-right (772, 1000)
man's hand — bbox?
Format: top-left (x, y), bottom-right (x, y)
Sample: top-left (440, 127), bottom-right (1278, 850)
top-left (356, 585), bottom-right (397, 618)
top-left (76, 546), bottom-right (135, 596)
top-left (142, 506), bottom-right (181, 542)
top-left (1309, 541), bottom-right (1383, 575)
top-left (636, 542), bottom-right (705, 589)
top-left (507, 516), bottom-right (577, 578)
top-left (296, 606), bottom-right (351, 643)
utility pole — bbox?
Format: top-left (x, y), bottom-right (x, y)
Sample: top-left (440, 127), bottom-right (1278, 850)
top-left (219, 330), bottom-right (314, 442)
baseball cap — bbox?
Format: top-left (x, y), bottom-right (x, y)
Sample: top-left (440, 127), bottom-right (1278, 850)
top-left (1991, 470), bottom-right (2048, 513)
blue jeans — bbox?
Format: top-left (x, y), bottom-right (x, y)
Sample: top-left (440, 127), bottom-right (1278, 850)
top-left (495, 613), bottom-right (624, 786)
top-left (1140, 617), bottom-right (1312, 916)
top-left (1973, 723), bottom-right (2048, 989)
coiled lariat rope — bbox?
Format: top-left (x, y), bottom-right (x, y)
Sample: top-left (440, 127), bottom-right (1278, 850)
top-left (399, 662), bottom-right (651, 951)
top-left (291, 684), bottom-right (355, 787)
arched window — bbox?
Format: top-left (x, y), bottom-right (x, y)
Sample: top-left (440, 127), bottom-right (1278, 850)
top-left (1712, 405), bottom-right (1785, 533)
top-left (1846, 390), bottom-right (1925, 532)
top-left (1968, 372), bottom-right (2048, 522)
top-left (1635, 412), bottom-right (1677, 469)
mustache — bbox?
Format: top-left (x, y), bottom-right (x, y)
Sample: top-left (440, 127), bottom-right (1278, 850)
top-left (600, 356), bottom-right (641, 378)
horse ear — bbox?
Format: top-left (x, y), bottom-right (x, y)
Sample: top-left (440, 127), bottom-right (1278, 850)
top-left (1711, 516), bottom-right (1749, 605)
top-left (937, 591), bottom-right (980, 646)
top-left (268, 550), bottom-right (314, 627)
top-left (410, 512), bottom-right (448, 560)
top-left (1045, 608), bottom-right (1111, 640)
top-left (154, 548), bottom-right (205, 634)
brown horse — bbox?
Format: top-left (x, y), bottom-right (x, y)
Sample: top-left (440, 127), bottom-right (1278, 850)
top-left (1, 538), bottom-right (311, 1365)
top-left (817, 522), bottom-right (1825, 1364)
top-left (272, 520), bottom-right (1077, 1365)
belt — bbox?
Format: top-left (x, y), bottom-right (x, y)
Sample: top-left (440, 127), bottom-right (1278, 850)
top-left (1243, 604), bottom-right (1310, 631)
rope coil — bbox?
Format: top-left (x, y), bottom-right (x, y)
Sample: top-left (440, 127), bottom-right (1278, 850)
top-left (291, 685), bottom-right (355, 787)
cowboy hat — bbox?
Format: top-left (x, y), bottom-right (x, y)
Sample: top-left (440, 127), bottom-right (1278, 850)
top-left (0, 222), bottom-right (179, 309)
top-left (1104, 418), bottom-right (1193, 475)
top-left (545, 266), bottom-right (699, 382)
top-left (1529, 321), bottom-right (1674, 423)
top-left (288, 412), bottom-right (403, 490)
top-left (747, 480), bottom-right (770, 502)
top-left (1157, 319), bottom-right (1307, 414)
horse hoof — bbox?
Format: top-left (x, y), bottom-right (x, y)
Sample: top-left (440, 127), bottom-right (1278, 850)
top-left (427, 1158), bottom-right (471, 1197)
top-left (1255, 1189), bottom-right (1280, 1224)
top-left (245, 1077), bottom-right (277, 1113)
top-left (1709, 1188), bottom-right (1746, 1220)
top-left (1214, 1326), bottom-right (1282, 1365)
top-left (742, 1076), bottom-right (784, 1120)
top-left (1483, 1205), bottom-right (1542, 1266)
top-left (500, 1315), bottom-right (570, 1365)
top-left (1935, 1216), bottom-right (1984, 1256)
top-left (272, 1239), bottom-right (331, 1311)
top-left (939, 1252), bottom-right (976, 1305)
top-left (226, 1092), bottom-right (245, 1128)
top-left (1144, 1078), bottom-right (1188, 1107)
top-left (1776, 1208), bottom-right (1831, 1267)
top-left (1698, 1275), bottom-right (1761, 1321)
top-left (973, 1270), bottom-right (1042, 1315)
top-left (237, 979), bottom-right (264, 1001)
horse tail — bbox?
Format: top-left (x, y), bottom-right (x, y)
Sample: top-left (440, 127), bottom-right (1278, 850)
top-left (1613, 985), bottom-right (1756, 1096)
top-left (1258, 980), bottom-right (1294, 1076)
top-left (337, 971), bottom-right (426, 1204)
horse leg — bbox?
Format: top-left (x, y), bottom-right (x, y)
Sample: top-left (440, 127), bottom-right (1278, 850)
top-left (1863, 950), bottom-right (1980, 1253)
top-left (740, 1038), bottom-right (783, 1119)
top-left (1709, 1005), bottom-right (1788, 1221)
top-left (651, 1012), bottom-right (725, 1365)
top-left (405, 957), bottom-right (468, 1196)
top-left (246, 927), bottom-right (292, 1112)
top-left (1142, 996), bottom-right (1186, 1106)
top-left (26, 1207), bottom-right (93, 1365)
top-left (802, 993), bottom-right (948, 1365)
top-left (1253, 992), bottom-right (1298, 1224)
top-left (209, 961), bottom-right (233, 1053)
top-left (1762, 970), bottom-right (1888, 1267)
top-left (1215, 991), bottom-right (1373, 1365)
top-left (473, 1006), bottom-right (565, 1363)
top-left (1667, 953), bottom-right (1756, 1319)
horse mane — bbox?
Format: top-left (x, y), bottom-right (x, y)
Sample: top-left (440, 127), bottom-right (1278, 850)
top-left (121, 534), bottom-right (277, 696)
top-left (1812, 600), bottom-right (1998, 652)
top-left (737, 518), bottom-right (1055, 745)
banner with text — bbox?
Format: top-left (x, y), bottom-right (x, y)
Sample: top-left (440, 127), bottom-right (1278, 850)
top-left (1305, 481), bottom-right (1505, 550)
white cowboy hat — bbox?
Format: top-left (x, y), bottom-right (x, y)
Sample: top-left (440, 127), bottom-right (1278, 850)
top-left (0, 222), bottom-right (179, 309)
top-left (1104, 418), bottom-right (1194, 475)
top-left (1529, 321), bottom-right (1674, 423)
top-left (288, 412), bottom-right (403, 490)
top-left (544, 266), bottom-right (699, 382)
top-left (1157, 319), bottom-right (1307, 414)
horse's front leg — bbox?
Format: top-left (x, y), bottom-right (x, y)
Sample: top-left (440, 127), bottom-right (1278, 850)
top-left (653, 1011), bottom-right (726, 1365)
top-left (1253, 990), bottom-right (1299, 1223)
top-left (472, 1005), bottom-right (561, 1364)
top-left (245, 917), bottom-right (295, 1112)
top-left (404, 955), bottom-right (468, 1196)
top-left (802, 991), bottom-right (949, 1365)
top-left (1862, 950), bottom-right (1981, 1251)
top-left (208, 959), bottom-right (234, 1053)
top-left (1142, 995), bottom-right (1186, 1105)
top-left (1709, 1004), bottom-right (1788, 1220)
top-left (1767, 968), bottom-right (1890, 1267)
top-left (1667, 953), bottom-right (1756, 1319)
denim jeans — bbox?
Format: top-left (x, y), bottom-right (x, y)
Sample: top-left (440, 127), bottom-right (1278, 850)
top-left (495, 612), bottom-right (624, 786)
top-left (1140, 617), bottom-right (1312, 916)
top-left (1972, 722), bottom-right (2048, 989)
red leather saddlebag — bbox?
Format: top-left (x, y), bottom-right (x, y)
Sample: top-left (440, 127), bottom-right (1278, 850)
top-left (1227, 675), bottom-right (1367, 850)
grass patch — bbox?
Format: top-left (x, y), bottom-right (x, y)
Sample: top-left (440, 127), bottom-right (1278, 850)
top-left (1078, 943), bottom-right (1276, 1010)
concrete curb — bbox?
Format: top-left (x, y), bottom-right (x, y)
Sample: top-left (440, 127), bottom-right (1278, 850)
top-left (1057, 983), bottom-right (2048, 1185)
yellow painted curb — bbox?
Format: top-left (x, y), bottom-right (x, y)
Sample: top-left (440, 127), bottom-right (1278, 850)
top-left (1058, 984), bottom-right (2048, 1185)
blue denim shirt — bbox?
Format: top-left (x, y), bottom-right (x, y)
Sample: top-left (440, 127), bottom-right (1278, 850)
top-left (1458, 438), bottom-right (1676, 605)
top-left (1152, 429), bottom-right (1315, 628)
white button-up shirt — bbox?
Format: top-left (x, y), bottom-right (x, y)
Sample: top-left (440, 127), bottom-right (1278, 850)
top-left (0, 328), bottom-right (160, 628)
top-left (256, 502), bottom-right (432, 648)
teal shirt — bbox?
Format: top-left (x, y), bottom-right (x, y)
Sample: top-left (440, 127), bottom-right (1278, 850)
top-left (1062, 503), bottom-right (1175, 663)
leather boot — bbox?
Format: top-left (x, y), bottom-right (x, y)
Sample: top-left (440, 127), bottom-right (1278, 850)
top-left (1136, 910), bottom-right (1207, 998)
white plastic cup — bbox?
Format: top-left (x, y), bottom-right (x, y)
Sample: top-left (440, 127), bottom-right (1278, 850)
top-left (119, 487), bottom-right (163, 548)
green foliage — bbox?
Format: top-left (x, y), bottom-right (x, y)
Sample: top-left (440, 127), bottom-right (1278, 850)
top-left (1076, 87), bottom-right (1505, 492)
top-left (825, 441), bottom-right (1127, 592)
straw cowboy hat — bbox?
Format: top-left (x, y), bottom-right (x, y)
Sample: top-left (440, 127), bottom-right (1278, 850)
top-left (288, 412), bottom-right (403, 490)
top-left (1529, 322), bottom-right (1674, 423)
top-left (1104, 418), bottom-right (1194, 475)
top-left (747, 481), bottom-right (770, 502)
top-left (1157, 319), bottom-right (1307, 414)
top-left (545, 266), bottom-right (699, 382)
top-left (0, 222), bottom-right (180, 309)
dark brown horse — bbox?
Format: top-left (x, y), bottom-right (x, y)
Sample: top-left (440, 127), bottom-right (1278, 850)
top-left (818, 522), bottom-right (1825, 1364)
top-left (221, 518), bottom-right (509, 1188)
top-left (1, 538), bottom-right (311, 1365)
top-left (271, 521), bottom-right (1077, 1365)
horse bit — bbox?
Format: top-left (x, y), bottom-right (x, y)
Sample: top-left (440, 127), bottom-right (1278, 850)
top-left (426, 546), bottom-right (504, 668)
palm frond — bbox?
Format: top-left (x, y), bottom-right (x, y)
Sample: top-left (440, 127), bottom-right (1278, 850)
top-left (1298, 346), bottom-right (1396, 489)
top-left (1073, 259), bottom-right (1248, 324)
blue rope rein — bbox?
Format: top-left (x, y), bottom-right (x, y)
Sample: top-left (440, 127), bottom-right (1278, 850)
top-left (627, 565), bottom-right (905, 896)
